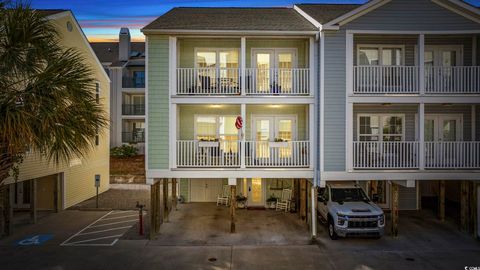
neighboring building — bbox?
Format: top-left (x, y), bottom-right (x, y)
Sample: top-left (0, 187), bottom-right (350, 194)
top-left (91, 29), bottom-right (146, 153)
top-left (143, 0), bottom-right (480, 237)
top-left (3, 10), bottom-right (110, 217)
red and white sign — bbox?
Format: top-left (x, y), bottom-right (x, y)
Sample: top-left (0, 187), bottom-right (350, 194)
top-left (235, 116), bottom-right (243, 129)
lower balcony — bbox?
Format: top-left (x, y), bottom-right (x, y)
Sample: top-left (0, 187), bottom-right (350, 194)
top-left (176, 140), bottom-right (310, 168)
top-left (353, 141), bottom-right (480, 170)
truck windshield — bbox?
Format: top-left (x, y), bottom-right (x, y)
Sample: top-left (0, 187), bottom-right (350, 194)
top-left (331, 188), bottom-right (369, 203)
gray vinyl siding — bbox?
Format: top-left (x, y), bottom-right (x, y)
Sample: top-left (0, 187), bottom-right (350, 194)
top-left (147, 35), bottom-right (170, 169)
top-left (344, 0), bottom-right (479, 31)
top-left (324, 29), bottom-right (347, 171)
top-left (352, 104), bottom-right (474, 142)
top-left (354, 35), bottom-right (474, 66)
top-left (399, 186), bottom-right (418, 210)
top-left (353, 105), bottom-right (418, 141)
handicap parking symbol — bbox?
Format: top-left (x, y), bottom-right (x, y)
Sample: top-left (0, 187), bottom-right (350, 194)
top-left (15, 234), bottom-right (53, 246)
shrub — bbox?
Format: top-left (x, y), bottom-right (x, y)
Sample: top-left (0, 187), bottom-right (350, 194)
top-left (110, 145), bottom-right (138, 158)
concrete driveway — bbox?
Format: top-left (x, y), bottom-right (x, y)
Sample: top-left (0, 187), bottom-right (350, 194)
top-left (148, 203), bottom-right (312, 246)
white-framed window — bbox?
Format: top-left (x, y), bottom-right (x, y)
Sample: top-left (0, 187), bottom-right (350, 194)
top-left (195, 48), bottom-right (239, 69)
top-left (194, 115), bottom-right (239, 141)
top-left (358, 114), bottom-right (405, 142)
top-left (357, 45), bottom-right (404, 66)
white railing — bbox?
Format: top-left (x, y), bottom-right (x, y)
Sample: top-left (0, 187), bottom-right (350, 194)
top-left (425, 142), bottom-right (480, 169)
top-left (176, 140), bottom-right (240, 167)
top-left (353, 66), bottom-right (420, 94)
top-left (353, 141), bottom-right (419, 169)
top-left (245, 141), bottom-right (310, 167)
top-left (176, 68), bottom-right (240, 95)
top-left (245, 68), bottom-right (310, 95)
top-left (425, 66), bottom-right (480, 94)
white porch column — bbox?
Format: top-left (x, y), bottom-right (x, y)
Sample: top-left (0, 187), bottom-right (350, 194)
top-left (309, 104), bottom-right (315, 169)
top-left (346, 101), bottom-right (354, 172)
top-left (309, 37), bottom-right (315, 96)
top-left (241, 103), bottom-right (246, 168)
top-left (170, 103), bottom-right (177, 169)
top-left (418, 34), bottom-right (425, 95)
top-left (169, 36), bottom-right (177, 96)
top-left (346, 33), bottom-right (354, 96)
top-left (311, 185), bottom-right (317, 238)
top-left (241, 37), bottom-right (246, 96)
top-left (419, 103), bottom-right (425, 170)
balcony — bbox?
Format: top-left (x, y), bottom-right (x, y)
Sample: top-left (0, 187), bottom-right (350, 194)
top-left (122, 104), bottom-right (145, 115)
top-left (122, 76), bottom-right (145, 88)
top-left (122, 131), bottom-right (145, 143)
top-left (176, 68), bottom-right (310, 96)
top-left (353, 66), bottom-right (480, 95)
top-left (353, 141), bottom-right (480, 170)
top-left (176, 140), bottom-right (310, 168)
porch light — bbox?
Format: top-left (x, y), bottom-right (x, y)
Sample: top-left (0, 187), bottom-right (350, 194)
top-left (269, 105), bottom-right (282, 108)
top-left (209, 105), bottom-right (222, 108)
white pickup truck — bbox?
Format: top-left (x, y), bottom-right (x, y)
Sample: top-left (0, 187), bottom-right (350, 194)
top-left (317, 183), bottom-right (385, 240)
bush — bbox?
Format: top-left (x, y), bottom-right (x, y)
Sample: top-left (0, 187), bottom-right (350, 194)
top-left (110, 145), bottom-right (138, 158)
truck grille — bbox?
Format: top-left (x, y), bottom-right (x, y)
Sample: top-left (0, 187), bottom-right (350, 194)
top-left (348, 220), bottom-right (378, 228)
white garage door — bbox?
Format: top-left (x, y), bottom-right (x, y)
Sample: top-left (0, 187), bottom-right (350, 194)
top-left (190, 179), bottom-right (224, 202)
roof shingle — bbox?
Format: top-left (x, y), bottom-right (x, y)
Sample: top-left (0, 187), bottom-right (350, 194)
top-left (90, 42), bottom-right (145, 64)
top-left (142, 7), bottom-right (317, 32)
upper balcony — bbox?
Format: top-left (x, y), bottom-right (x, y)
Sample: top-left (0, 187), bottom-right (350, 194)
top-left (122, 66), bottom-right (145, 89)
top-left (173, 37), bottom-right (313, 97)
top-left (351, 34), bottom-right (480, 95)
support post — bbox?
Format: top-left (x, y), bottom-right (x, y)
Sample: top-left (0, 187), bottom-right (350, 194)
top-left (391, 182), bottom-right (399, 238)
top-left (300, 180), bottom-right (307, 221)
top-left (438, 180), bottom-right (445, 222)
top-left (149, 181), bottom-right (157, 239)
top-left (163, 178), bottom-right (169, 223)
top-left (419, 103), bottom-right (425, 170)
top-left (30, 179), bottom-right (37, 224)
top-left (230, 185), bottom-right (236, 233)
top-left (461, 180), bottom-right (469, 232)
top-left (311, 184), bottom-right (317, 239)
top-left (172, 178), bottom-right (177, 211)
top-left (1, 185), bottom-right (13, 236)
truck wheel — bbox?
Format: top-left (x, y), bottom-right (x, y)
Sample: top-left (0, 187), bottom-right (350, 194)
top-left (328, 218), bottom-right (339, 240)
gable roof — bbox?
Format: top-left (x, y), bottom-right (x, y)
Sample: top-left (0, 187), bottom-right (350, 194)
top-left (142, 7), bottom-right (318, 33)
top-left (294, 4), bottom-right (361, 25)
top-left (35, 9), bottom-right (69, 17)
top-left (296, 0), bottom-right (479, 29)
top-left (90, 42), bottom-right (145, 64)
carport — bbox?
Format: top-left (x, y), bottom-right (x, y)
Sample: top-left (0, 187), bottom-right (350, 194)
top-left (149, 203), bottom-right (311, 245)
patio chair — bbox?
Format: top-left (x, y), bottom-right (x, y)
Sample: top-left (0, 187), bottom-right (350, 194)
top-left (276, 189), bottom-right (292, 212)
top-left (217, 185), bottom-right (230, 206)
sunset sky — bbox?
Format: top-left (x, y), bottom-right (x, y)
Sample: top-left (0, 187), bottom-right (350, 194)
top-left (30, 0), bottom-right (480, 42)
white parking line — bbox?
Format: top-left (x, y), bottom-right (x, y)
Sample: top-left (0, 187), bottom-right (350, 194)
top-left (61, 210), bottom-right (144, 247)
top-left (88, 219), bottom-right (138, 228)
top-left (101, 214), bottom-right (138, 221)
top-left (77, 226), bottom-right (133, 236)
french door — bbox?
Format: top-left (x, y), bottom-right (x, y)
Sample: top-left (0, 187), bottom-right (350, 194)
top-left (252, 116), bottom-right (296, 159)
top-left (424, 46), bottom-right (462, 91)
top-left (252, 49), bottom-right (297, 93)
top-left (425, 115), bottom-right (463, 167)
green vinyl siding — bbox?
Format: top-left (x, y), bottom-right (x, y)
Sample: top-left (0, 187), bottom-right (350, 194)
top-left (178, 38), bottom-right (309, 68)
top-left (147, 35), bottom-right (170, 169)
top-left (180, 178), bottom-right (189, 202)
top-left (177, 104), bottom-right (308, 141)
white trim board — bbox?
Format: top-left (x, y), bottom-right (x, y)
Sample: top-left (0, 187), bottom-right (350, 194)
top-left (322, 171), bottom-right (480, 181)
top-left (147, 169), bottom-right (314, 179)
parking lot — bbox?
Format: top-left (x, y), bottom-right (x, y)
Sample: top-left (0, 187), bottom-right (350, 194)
top-left (0, 206), bottom-right (479, 270)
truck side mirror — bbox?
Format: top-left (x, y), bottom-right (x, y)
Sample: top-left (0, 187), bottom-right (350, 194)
top-left (372, 194), bottom-right (379, 203)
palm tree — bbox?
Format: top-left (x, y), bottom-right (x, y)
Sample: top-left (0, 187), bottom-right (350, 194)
top-left (0, 2), bottom-right (108, 233)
